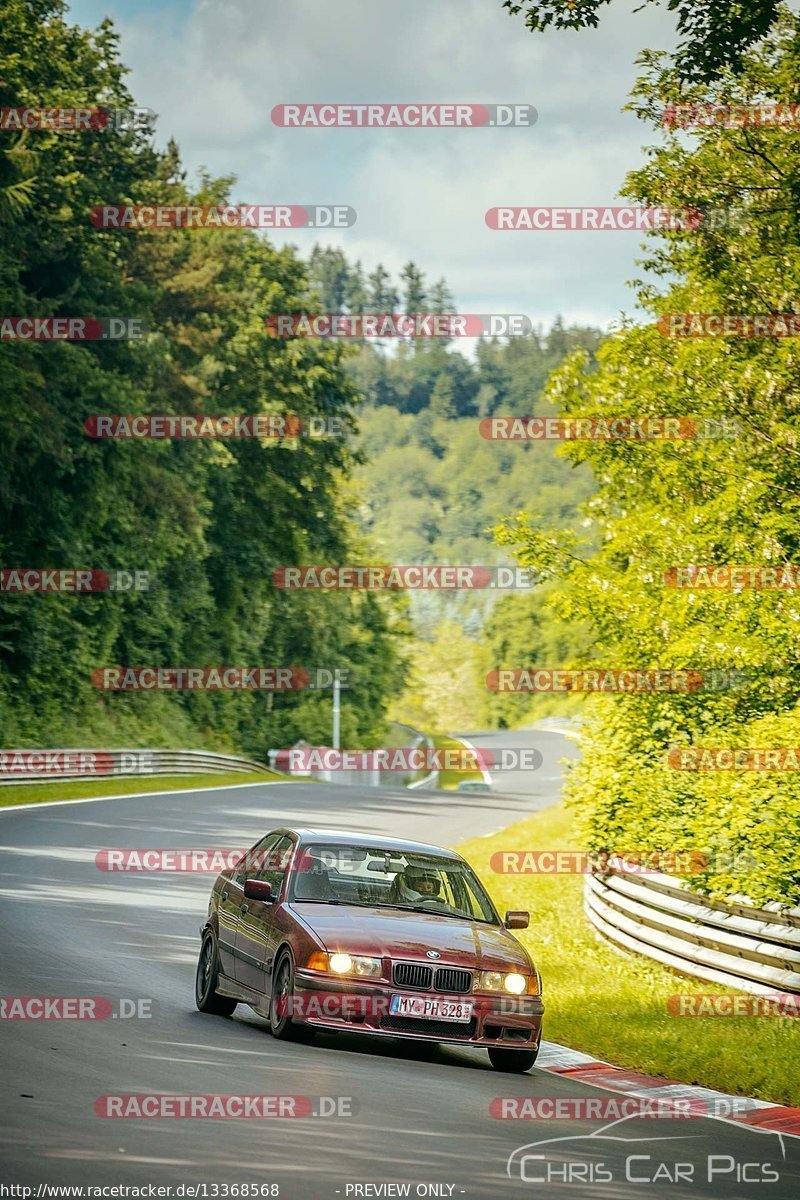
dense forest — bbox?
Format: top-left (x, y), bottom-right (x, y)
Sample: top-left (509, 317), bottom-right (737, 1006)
top-left (498, 13), bottom-right (800, 904)
top-left (0, 0), bottom-right (598, 755)
top-left (0, 1), bottom-right (409, 755)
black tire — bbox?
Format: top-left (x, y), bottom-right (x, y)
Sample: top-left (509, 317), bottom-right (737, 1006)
top-left (269, 954), bottom-right (315, 1043)
top-left (488, 1045), bottom-right (538, 1073)
top-left (195, 930), bottom-right (237, 1016)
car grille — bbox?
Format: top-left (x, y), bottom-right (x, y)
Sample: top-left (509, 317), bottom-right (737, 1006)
top-left (392, 962), bottom-right (432, 990)
top-left (434, 967), bottom-right (472, 994)
top-left (381, 1015), bottom-right (477, 1040)
top-left (392, 962), bottom-right (474, 993)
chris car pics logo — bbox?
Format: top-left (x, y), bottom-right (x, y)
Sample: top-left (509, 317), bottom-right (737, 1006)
top-left (506, 1116), bottom-right (785, 1185)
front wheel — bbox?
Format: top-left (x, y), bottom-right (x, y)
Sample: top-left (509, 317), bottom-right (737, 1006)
top-left (269, 954), bottom-right (315, 1043)
top-left (195, 930), bottom-right (237, 1016)
top-left (488, 1045), bottom-right (538, 1073)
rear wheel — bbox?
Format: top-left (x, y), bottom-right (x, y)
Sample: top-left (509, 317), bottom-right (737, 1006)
top-left (269, 954), bottom-right (315, 1043)
top-left (195, 930), bottom-right (237, 1016)
top-left (488, 1045), bottom-right (538, 1073)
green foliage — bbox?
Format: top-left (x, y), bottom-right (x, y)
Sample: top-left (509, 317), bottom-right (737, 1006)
top-left (493, 18), bottom-right (800, 904)
top-left (350, 322), bottom-right (603, 417)
top-left (460, 802), bottom-right (800, 1107)
top-left (354, 328), bottom-right (599, 637)
top-left (0, 0), bottom-right (406, 757)
top-left (389, 621), bottom-right (492, 732)
top-left (482, 584), bottom-right (592, 728)
top-left (501, 0), bottom-right (784, 83)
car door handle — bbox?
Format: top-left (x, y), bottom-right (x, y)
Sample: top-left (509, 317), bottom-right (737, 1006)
top-left (222, 890), bottom-right (229, 901)
top-left (240, 903), bottom-right (249, 914)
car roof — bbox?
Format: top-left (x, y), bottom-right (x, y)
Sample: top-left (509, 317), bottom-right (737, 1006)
top-left (276, 826), bottom-right (462, 860)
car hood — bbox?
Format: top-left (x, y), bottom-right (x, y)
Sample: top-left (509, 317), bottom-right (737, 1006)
top-left (290, 903), bottom-right (532, 972)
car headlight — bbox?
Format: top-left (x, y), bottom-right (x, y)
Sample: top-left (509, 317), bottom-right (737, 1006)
top-left (306, 951), bottom-right (383, 978)
top-left (475, 970), bottom-right (539, 995)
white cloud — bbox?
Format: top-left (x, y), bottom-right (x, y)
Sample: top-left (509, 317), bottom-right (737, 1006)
top-left (68, 0), bottom-right (679, 327)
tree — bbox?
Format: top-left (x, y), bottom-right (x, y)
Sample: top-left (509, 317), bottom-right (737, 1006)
top-left (400, 261), bottom-right (426, 313)
top-left (0, 0), bottom-right (407, 755)
top-left (429, 374), bottom-right (457, 420)
top-left (390, 621), bottom-right (492, 732)
top-left (307, 245), bottom-right (349, 309)
top-left (367, 263), bottom-right (399, 311)
top-left (429, 277), bottom-right (455, 314)
top-left (501, 0), bottom-right (784, 82)
top-left (493, 15), bottom-right (800, 905)
top-left (344, 260), bottom-right (369, 312)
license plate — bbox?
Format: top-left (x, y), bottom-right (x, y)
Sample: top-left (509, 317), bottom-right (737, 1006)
top-left (390, 994), bottom-right (473, 1022)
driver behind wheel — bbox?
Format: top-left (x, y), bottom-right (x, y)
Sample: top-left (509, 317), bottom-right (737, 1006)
top-left (393, 865), bottom-right (441, 903)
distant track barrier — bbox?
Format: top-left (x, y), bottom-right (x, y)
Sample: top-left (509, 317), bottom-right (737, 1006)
top-left (0, 749), bottom-right (274, 786)
top-left (269, 722), bottom-right (436, 789)
top-left (585, 869), bottom-right (800, 995)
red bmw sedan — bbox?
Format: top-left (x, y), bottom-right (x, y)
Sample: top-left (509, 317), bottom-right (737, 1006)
top-left (195, 827), bottom-right (543, 1072)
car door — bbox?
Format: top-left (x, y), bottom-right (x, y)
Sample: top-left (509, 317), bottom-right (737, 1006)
top-left (219, 833), bottom-right (281, 982)
top-left (216, 871), bottom-right (243, 980)
top-left (235, 834), bottom-right (294, 995)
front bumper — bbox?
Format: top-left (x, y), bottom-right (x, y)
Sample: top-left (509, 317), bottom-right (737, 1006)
top-left (293, 970), bottom-right (543, 1048)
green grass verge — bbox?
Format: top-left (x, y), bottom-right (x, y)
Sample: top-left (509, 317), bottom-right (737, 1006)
top-left (0, 770), bottom-right (287, 808)
top-left (458, 801), bottom-right (799, 1107)
top-left (432, 733), bottom-right (489, 791)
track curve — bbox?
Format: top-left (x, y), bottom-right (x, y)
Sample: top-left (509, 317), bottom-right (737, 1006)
top-left (0, 731), bottom-right (796, 1197)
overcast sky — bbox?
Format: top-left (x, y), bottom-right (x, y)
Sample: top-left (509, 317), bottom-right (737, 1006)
top-left (66, 0), bottom-right (682, 332)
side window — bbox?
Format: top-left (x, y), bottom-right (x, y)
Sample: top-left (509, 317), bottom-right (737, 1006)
top-left (448, 871), bottom-right (479, 919)
top-left (248, 834), bottom-right (294, 897)
top-left (234, 833), bottom-right (281, 887)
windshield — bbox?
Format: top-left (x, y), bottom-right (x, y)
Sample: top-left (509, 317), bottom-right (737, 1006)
top-left (289, 843), bottom-right (498, 924)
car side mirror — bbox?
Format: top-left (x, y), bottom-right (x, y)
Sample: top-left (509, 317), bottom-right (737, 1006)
top-left (244, 879), bottom-right (275, 903)
top-left (504, 910), bottom-right (529, 930)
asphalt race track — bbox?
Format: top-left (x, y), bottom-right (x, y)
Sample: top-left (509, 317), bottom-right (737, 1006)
top-left (1, 729), bottom-right (798, 1197)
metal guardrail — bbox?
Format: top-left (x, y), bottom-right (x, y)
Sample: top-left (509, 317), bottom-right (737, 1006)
top-left (585, 869), bottom-right (800, 995)
top-left (0, 748), bottom-right (274, 785)
top-left (269, 722), bottom-right (437, 789)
